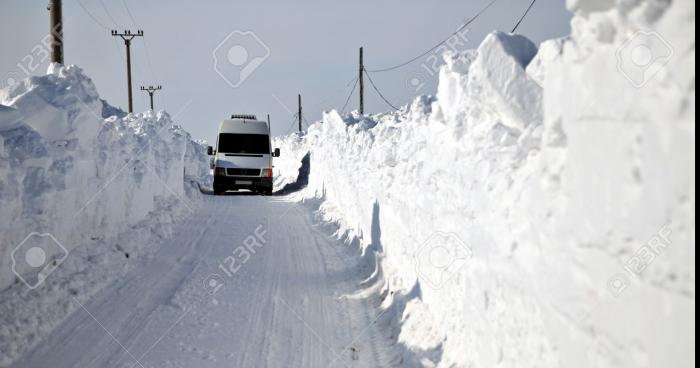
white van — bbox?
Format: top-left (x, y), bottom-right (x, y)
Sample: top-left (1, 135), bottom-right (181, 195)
top-left (207, 115), bottom-right (280, 195)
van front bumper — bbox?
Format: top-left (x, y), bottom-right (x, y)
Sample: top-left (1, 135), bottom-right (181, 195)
top-left (214, 176), bottom-right (273, 192)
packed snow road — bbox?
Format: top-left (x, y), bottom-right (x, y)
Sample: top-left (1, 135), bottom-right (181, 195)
top-left (13, 193), bottom-right (396, 368)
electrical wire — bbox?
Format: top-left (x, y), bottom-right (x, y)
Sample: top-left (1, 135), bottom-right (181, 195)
top-left (283, 114), bottom-right (300, 135)
top-left (122, 0), bottom-right (140, 28)
top-left (359, 0), bottom-right (535, 112)
top-left (75, 0), bottom-right (134, 67)
top-left (364, 70), bottom-right (399, 111)
top-left (512, 0), bottom-right (537, 33)
top-left (364, 0), bottom-right (499, 73)
top-left (302, 114), bottom-right (312, 127)
top-left (122, 0), bottom-right (160, 82)
top-left (87, 0), bottom-right (535, 121)
top-left (100, 0), bottom-right (150, 79)
top-left (341, 77), bottom-right (360, 112)
top-left (99, 0), bottom-right (122, 28)
top-left (314, 76), bottom-right (358, 111)
top-left (76, 0), bottom-right (111, 30)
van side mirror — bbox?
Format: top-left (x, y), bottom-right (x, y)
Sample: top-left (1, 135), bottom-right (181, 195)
top-left (273, 148), bottom-right (281, 157)
top-left (207, 146), bottom-right (214, 156)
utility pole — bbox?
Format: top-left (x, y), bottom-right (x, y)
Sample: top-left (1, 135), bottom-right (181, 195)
top-left (111, 30), bottom-right (144, 113)
top-left (298, 94), bottom-right (303, 132)
top-left (359, 47), bottom-right (365, 115)
top-left (140, 85), bottom-right (162, 111)
top-left (48, 0), bottom-right (64, 64)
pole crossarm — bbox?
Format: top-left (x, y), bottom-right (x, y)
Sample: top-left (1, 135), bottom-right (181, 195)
top-left (140, 85), bottom-right (162, 111)
top-left (140, 85), bottom-right (162, 94)
top-left (111, 29), bottom-right (144, 42)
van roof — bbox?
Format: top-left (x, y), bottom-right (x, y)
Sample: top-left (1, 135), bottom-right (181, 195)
top-left (219, 119), bottom-right (270, 135)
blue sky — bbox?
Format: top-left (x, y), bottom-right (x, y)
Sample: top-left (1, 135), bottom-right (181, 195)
top-left (1, 0), bottom-right (572, 141)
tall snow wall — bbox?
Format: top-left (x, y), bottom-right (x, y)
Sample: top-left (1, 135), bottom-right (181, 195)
top-left (275, 1), bottom-right (695, 367)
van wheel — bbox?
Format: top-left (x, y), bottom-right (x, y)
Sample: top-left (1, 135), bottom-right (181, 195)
top-left (265, 189), bottom-right (273, 196)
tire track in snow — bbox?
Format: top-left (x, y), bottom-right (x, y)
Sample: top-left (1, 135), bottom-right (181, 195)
top-left (12, 194), bottom-right (399, 368)
top-left (13, 202), bottom-right (217, 368)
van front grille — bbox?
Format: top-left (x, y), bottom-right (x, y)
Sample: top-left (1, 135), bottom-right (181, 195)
top-left (227, 168), bottom-right (261, 176)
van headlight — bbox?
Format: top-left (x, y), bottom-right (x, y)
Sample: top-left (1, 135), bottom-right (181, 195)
top-left (214, 167), bottom-right (226, 176)
top-left (262, 168), bottom-right (273, 178)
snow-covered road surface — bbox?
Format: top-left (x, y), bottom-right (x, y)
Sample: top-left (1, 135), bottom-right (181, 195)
top-left (14, 194), bottom-right (396, 368)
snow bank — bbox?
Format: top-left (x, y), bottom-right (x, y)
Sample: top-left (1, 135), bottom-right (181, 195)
top-left (0, 65), bottom-right (209, 366)
top-left (272, 132), bottom-right (308, 191)
top-left (277, 1), bottom-right (695, 367)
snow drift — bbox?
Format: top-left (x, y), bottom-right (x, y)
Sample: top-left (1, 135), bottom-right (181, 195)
top-left (275, 1), bottom-right (695, 367)
top-left (0, 65), bottom-right (209, 365)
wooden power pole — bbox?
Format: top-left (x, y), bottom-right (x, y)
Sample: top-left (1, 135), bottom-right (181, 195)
top-left (48, 0), bottom-right (64, 64)
top-left (298, 94), bottom-right (303, 132)
top-left (111, 30), bottom-right (144, 113)
top-left (140, 85), bottom-right (162, 110)
top-left (359, 47), bottom-right (365, 115)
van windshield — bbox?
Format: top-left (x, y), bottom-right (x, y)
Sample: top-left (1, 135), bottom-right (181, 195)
top-left (218, 134), bottom-right (270, 154)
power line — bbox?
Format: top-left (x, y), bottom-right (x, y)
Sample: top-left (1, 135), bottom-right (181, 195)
top-left (355, 0), bottom-right (536, 113)
top-left (301, 114), bottom-right (312, 129)
top-left (283, 114), bottom-right (300, 135)
top-left (365, 0), bottom-right (499, 73)
top-left (341, 77), bottom-right (360, 112)
top-left (76, 0), bottom-right (111, 30)
top-left (279, 0), bottom-right (533, 120)
top-left (100, 0), bottom-right (154, 83)
top-left (99, 0), bottom-right (122, 28)
top-left (75, 0), bottom-right (141, 74)
top-left (314, 76), bottom-right (357, 110)
top-left (512, 0), bottom-right (537, 33)
top-left (122, 0), bottom-right (140, 28)
top-left (122, 0), bottom-right (160, 83)
top-left (364, 70), bottom-right (399, 111)
top-left (141, 42), bottom-right (160, 82)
